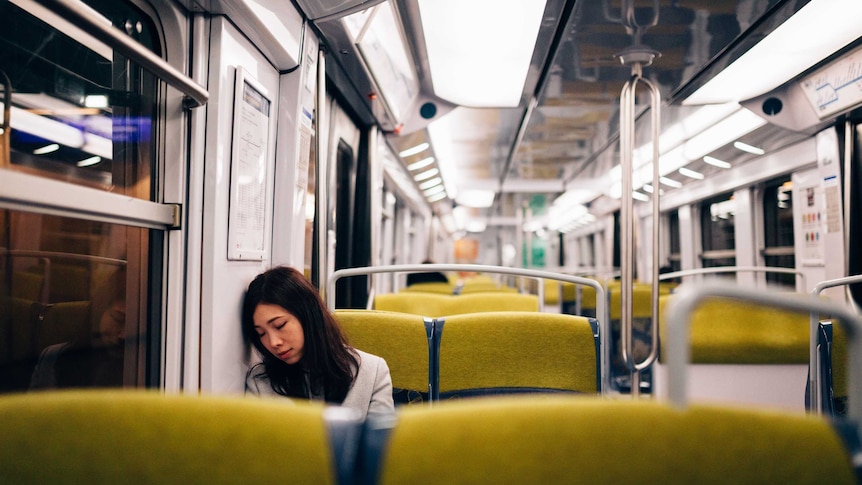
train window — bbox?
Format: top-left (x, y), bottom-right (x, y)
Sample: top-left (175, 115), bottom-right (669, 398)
top-left (762, 177), bottom-right (795, 286)
top-left (0, 0), bottom-right (158, 200)
top-left (700, 193), bottom-right (736, 268)
top-left (1, 210), bottom-right (152, 393)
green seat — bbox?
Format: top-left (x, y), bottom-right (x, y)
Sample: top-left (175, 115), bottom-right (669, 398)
top-left (366, 395), bottom-right (856, 485)
top-left (436, 312), bottom-right (599, 398)
top-left (0, 390), bottom-right (360, 484)
top-left (335, 309), bottom-right (433, 404)
top-left (399, 282), bottom-right (453, 294)
top-left (373, 292), bottom-right (538, 317)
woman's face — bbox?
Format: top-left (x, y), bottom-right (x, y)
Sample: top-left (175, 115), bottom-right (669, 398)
top-left (253, 303), bottom-right (305, 365)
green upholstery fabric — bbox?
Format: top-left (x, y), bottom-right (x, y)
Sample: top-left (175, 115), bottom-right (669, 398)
top-left (0, 390), bottom-right (337, 484)
top-left (438, 312), bottom-right (596, 394)
top-left (399, 282), bottom-right (453, 294)
top-left (12, 271), bottom-right (44, 301)
top-left (830, 320), bottom-right (847, 403)
top-left (378, 395), bottom-right (856, 485)
top-left (373, 292), bottom-right (538, 317)
top-left (608, 282), bottom-right (672, 319)
top-left (335, 309), bottom-right (431, 395)
top-left (658, 296), bottom-right (809, 364)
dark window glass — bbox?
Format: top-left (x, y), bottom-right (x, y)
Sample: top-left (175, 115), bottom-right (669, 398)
top-left (763, 177), bottom-right (795, 287)
top-left (700, 192), bottom-right (736, 268)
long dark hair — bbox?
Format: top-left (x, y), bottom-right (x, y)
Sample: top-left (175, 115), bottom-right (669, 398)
top-left (241, 266), bottom-right (358, 403)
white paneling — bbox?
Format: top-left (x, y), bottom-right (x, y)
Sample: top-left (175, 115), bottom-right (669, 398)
top-left (199, 18), bottom-right (280, 394)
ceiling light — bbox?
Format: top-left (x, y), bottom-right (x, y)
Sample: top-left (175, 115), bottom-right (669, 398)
top-left (703, 156), bottom-right (731, 169)
top-left (399, 142), bottom-right (429, 158)
top-left (427, 191), bottom-right (448, 203)
top-left (685, 0), bottom-right (862, 105)
top-left (407, 156), bottom-right (435, 171)
top-left (76, 156), bottom-right (102, 167)
top-left (414, 168), bottom-right (439, 181)
top-left (423, 185), bottom-right (446, 197)
top-left (682, 108), bottom-right (766, 161)
top-left (33, 143), bottom-right (60, 155)
top-left (84, 95), bottom-right (108, 108)
top-left (419, 0), bottom-right (547, 107)
top-left (418, 177), bottom-right (443, 190)
top-left (659, 177), bottom-right (683, 188)
top-left (466, 220), bottom-right (487, 233)
top-left (632, 191), bottom-right (649, 202)
top-left (456, 189), bottom-right (495, 208)
top-left (678, 167), bottom-right (704, 180)
top-left (733, 141), bottom-right (765, 155)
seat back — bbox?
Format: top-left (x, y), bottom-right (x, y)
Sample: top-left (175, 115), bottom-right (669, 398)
top-left (366, 395), bottom-right (856, 485)
top-left (658, 297), bottom-right (809, 364)
top-left (0, 390), bottom-right (359, 484)
top-left (335, 310), bottom-right (433, 404)
top-left (398, 282), bottom-right (453, 294)
top-left (436, 312), bottom-right (598, 398)
top-left (373, 292), bottom-right (538, 317)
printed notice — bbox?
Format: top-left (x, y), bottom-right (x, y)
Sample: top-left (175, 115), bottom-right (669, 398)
top-left (799, 184), bottom-right (824, 264)
top-left (228, 69), bottom-right (271, 261)
top-left (823, 175), bottom-right (842, 234)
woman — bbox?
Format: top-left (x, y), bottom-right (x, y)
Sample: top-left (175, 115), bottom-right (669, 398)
top-left (242, 266), bottom-right (394, 419)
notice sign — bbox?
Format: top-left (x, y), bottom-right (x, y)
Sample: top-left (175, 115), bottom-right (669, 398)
top-left (227, 68), bottom-right (271, 261)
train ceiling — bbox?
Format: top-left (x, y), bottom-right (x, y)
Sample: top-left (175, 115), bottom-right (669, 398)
top-left (301, 0), bottom-right (861, 235)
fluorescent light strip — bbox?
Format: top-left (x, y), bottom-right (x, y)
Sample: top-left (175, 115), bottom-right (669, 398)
top-left (632, 191), bottom-right (649, 202)
top-left (733, 141), bottom-right (765, 155)
top-left (76, 156), bottom-right (102, 167)
top-left (678, 167), bottom-right (704, 179)
top-left (407, 156), bottom-right (435, 171)
top-left (685, 0), bottom-right (862, 105)
top-left (33, 143), bottom-right (60, 155)
top-left (418, 177), bottom-right (443, 190)
top-left (659, 177), bottom-right (683, 188)
top-left (419, 0), bottom-right (547, 107)
top-left (427, 191), bottom-right (448, 203)
top-left (399, 142), bottom-right (429, 157)
top-left (424, 185), bottom-right (446, 196)
top-left (414, 168), bottom-right (439, 181)
top-left (703, 156), bottom-right (731, 169)
top-left (11, 106), bottom-right (112, 159)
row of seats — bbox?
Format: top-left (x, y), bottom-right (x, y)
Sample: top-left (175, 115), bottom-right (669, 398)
top-left (373, 292), bottom-right (540, 317)
top-left (0, 390), bottom-right (857, 484)
top-left (335, 309), bottom-right (601, 402)
top-left (0, 296), bottom-right (92, 391)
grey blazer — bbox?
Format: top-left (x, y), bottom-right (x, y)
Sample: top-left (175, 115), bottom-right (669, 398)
top-left (245, 348), bottom-right (395, 420)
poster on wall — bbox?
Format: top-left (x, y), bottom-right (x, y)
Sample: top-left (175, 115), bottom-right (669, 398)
top-left (798, 183), bottom-right (825, 265)
top-left (227, 67), bottom-right (271, 261)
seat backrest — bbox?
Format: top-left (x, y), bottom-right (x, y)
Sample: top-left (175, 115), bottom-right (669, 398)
top-left (335, 309), bottom-right (433, 404)
top-left (398, 282), bottom-right (453, 294)
top-left (436, 312), bottom-right (598, 398)
top-left (0, 390), bottom-right (359, 485)
top-left (367, 395), bottom-right (857, 485)
top-left (373, 292), bottom-right (538, 317)
top-left (658, 296), bottom-right (809, 364)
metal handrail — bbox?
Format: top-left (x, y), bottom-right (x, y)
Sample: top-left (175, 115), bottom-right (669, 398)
top-left (327, 263), bottom-right (610, 392)
top-left (665, 282), bottom-right (862, 422)
top-left (809, 274), bottom-right (862, 413)
top-left (35, 0), bottom-right (208, 108)
top-left (619, 66), bottom-right (662, 396)
top-left (658, 266), bottom-right (806, 289)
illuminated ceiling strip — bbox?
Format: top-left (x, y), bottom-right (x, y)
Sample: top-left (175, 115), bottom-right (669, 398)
top-left (399, 142), bottom-right (429, 158)
top-left (703, 156), bottom-right (731, 169)
top-left (414, 168), bottom-right (439, 181)
top-left (407, 156), bottom-right (435, 171)
top-left (685, 0), bottom-right (862, 105)
top-left (733, 141), bottom-right (765, 155)
top-left (678, 167), bottom-right (704, 180)
top-left (419, 0), bottom-right (547, 107)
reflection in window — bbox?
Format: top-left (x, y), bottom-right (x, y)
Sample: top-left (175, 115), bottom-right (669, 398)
top-left (1, 211), bottom-right (152, 393)
top-left (763, 177), bottom-right (795, 287)
top-left (0, 0), bottom-right (157, 198)
top-left (700, 193), bottom-right (736, 268)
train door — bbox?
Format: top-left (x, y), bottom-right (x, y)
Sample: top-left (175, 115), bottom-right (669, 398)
top-left (323, 95), bottom-right (370, 308)
top-left (0, 0), bottom-right (190, 393)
